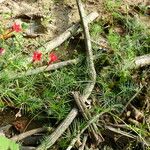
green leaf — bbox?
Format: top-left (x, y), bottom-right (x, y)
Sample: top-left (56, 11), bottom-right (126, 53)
top-left (0, 136), bottom-right (19, 150)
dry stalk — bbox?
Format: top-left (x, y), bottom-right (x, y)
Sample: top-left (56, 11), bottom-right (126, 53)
top-left (1, 52), bottom-right (149, 81)
top-left (4, 54), bottom-right (102, 80)
top-left (105, 125), bottom-right (136, 139)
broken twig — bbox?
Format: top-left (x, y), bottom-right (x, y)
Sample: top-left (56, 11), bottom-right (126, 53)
top-left (75, 0), bottom-right (103, 144)
top-left (105, 125), bottom-right (136, 139)
top-left (2, 54), bottom-right (101, 80)
top-left (1, 53), bottom-right (149, 80)
top-left (11, 127), bottom-right (50, 142)
top-left (40, 12), bottom-right (99, 54)
top-left (36, 108), bottom-right (78, 150)
top-left (76, 0), bottom-right (96, 103)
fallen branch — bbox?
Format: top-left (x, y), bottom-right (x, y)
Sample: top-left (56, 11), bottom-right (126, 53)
top-left (3, 54), bottom-right (101, 80)
top-left (11, 127), bottom-right (50, 142)
top-left (8, 59), bottom-right (78, 79)
top-left (36, 108), bottom-right (78, 150)
top-left (105, 125), bottom-right (136, 139)
top-left (1, 53), bottom-right (149, 80)
top-left (76, 0), bottom-right (96, 103)
top-left (75, 0), bottom-right (103, 144)
top-left (39, 12), bottom-right (99, 54)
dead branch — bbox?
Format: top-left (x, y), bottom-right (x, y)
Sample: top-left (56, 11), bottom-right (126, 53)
top-left (36, 108), bottom-right (78, 150)
top-left (3, 54), bottom-right (101, 80)
top-left (76, 0), bottom-right (96, 103)
top-left (75, 0), bottom-right (103, 144)
top-left (40, 12), bottom-right (99, 54)
top-left (105, 125), bottom-right (136, 139)
top-left (11, 127), bottom-right (50, 142)
top-left (9, 59), bottom-right (78, 79)
top-left (2, 53), bottom-right (149, 80)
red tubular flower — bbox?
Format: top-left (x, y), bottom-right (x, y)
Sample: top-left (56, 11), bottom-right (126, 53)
top-left (49, 53), bottom-right (58, 64)
top-left (12, 22), bottom-right (21, 32)
top-left (0, 48), bottom-right (5, 55)
top-left (32, 51), bottom-right (42, 62)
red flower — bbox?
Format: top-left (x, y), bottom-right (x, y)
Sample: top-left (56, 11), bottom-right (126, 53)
top-left (49, 53), bottom-right (58, 64)
top-left (32, 51), bottom-right (42, 62)
top-left (12, 22), bottom-right (21, 32)
top-left (0, 48), bottom-right (5, 55)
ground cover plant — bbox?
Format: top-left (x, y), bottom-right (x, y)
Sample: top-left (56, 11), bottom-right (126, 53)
top-left (0, 0), bottom-right (150, 150)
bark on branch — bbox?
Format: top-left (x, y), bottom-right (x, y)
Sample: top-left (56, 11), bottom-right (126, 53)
top-left (76, 0), bottom-right (96, 103)
top-left (36, 108), bottom-right (78, 150)
top-left (11, 127), bottom-right (50, 142)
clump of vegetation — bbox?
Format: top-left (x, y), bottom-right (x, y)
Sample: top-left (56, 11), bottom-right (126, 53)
top-left (0, 0), bottom-right (150, 149)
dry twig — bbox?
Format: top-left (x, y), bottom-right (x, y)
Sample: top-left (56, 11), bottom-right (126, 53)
top-left (3, 54), bottom-right (102, 80)
top-left (36, 108), bottom-right (78, 150)
top-left (76, 0), bottom-right (96, 103)
top-left (105, 125), bottom-right (136, 139)
top-left (40, 12), bottom-right (99, 54)
top-left (74, 0), bottom-right (103, 144)
top-left (11, 127), bottom-right (49, 141)
top-left (1, 53), bottom-right (149, 80)
top-left (21, 146), bottom-right (36, 150)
